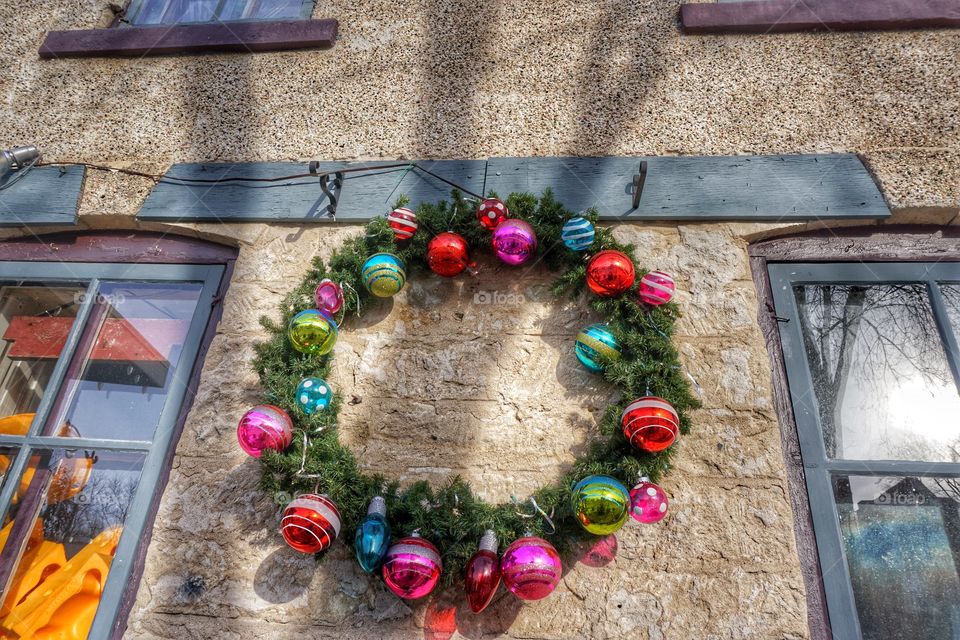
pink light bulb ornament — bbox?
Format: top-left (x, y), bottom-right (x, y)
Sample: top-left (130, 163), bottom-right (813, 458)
top-left (382, 533), bottom-right (442, 599)
top-left (236, 404), bottom-right (293, 457)
top-left (629, 477), bottom-right (669, 524)
top-left (638, 271), bottom-right (676, 306)
top-left (500, 535), bottom-right (562, 601)
top-left (314, 278), bottom-right (344, 316)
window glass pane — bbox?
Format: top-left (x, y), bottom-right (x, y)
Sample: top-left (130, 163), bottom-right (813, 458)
top-left (130, 0), bottom-right (218, 25)
top-left (794, 283), bottom-right (960, 462)
top-left (0, 449), bottom-right (144, 639)
top-left (218, 0), bottom-right (304, 20)
top-left (834, 474), bottom-right (960, 639)
top-left (42, 282), bottom-right (203, 442)
top-left (942, 284), bottom-right (960, 345)
top-left (0, 285), bottom-right (86, 430)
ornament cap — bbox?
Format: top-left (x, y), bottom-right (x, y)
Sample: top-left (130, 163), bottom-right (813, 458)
top-left (637, 474), bottom-right (650, 483)
top-left (478, 529), bottom-right (498, 553)
top-left (368, 496), bottom-right (387, 517)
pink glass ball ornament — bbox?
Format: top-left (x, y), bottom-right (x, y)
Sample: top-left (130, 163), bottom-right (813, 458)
top-left (500, 535), bottom-right (562, 601)
top-left (382, 534), bottom-right (443, 599)
top-left (630, 478), bottom-right (669, 524)
top-left (236, 404), bottom-right (293, 457)
top-left (638, 270), bottom-right (676, 306)
top-left (314, 278), bottom-right (344, 316)
top-left (492, 219), bottom-right (538, 266)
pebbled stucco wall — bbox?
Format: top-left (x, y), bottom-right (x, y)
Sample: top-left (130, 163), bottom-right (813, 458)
top-left (0, 0), bottom-right (958, 638)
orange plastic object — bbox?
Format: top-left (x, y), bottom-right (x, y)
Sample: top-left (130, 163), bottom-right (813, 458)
top-left (1, 538), bottom-right (67, 617)
top-left (1, 527), bottom-right (120, 639)
top-left (0, 414), bottom-right (93, 505)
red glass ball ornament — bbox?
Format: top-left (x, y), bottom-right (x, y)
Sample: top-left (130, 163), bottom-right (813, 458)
top-left (630, 479), bottom-right (669, 524)
top-left (382, 534), bottom-right (442, 599)
top-left (621, 396), bottom-right (679, 452)
top-left (465, 530), bottom-right (501, 614)
top-left (638, 271), bottom-right (676, 306)
top-left (280, 494), bottom-right (341, 554)
top-left (387, 207), bottom-right (418, 240)
top-left (586, 250), bottom-right (635, 297)
top-left (427, 232), bottom-right (469, 277)
top-left (477, 198), bottom-right (508, 231)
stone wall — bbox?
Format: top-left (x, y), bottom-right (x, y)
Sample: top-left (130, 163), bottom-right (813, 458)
top-left (0, 0), bottom-right (958, 637)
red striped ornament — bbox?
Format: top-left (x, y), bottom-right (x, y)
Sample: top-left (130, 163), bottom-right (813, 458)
top-left (280, 494), bottom-right (342, 554)
top-left (638, 271), bottom-right (676, 306)
top-left (387, 207), bottom-right (419, 240)
top-left (621, 396), bottom-right (679, 452)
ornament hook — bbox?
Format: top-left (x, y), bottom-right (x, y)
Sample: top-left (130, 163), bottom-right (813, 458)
top-left (295, 431), bottom-right (322, 479)
top-left (513, 496), bottom-right (556, 535)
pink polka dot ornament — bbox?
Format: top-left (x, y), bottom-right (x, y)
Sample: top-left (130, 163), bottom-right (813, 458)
top-left (629, 478), bottom-right (669, 524)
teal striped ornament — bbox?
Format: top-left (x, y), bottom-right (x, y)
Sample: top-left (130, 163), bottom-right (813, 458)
top-left (574, 323), bottom-right (621, 372)
top-left (561, 216), bottom-right (595, 251)
top-left (362, 253), bottom-right (406, 298)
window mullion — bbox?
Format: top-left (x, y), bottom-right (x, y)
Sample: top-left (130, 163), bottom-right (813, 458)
top-left (823, 459), bottom-right (960, 477)
top-left (927, 281), bottom-right (960, 397)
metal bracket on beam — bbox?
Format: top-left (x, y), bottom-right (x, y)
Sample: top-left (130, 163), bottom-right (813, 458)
top-left (631, 161), bottom-right (648, 209)
top-left (311, 161), bottom-right (344, 218)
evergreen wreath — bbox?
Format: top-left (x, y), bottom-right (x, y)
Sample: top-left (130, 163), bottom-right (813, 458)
top-left (251, 189), bottom-right (698, 589)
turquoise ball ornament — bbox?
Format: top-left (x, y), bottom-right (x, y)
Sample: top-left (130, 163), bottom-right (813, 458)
top-left (355, 496), bottom-right (392, 573)
top-left (571, 475), bottom-right (631, 535)
top-left (574, 323), bottom-right (621, 372)
top-left (561, 216), bottom-right (595, 251)
top-left (288, 309), bottom-right (338, 355)
top-left (295, 377), bottom-right (333, 414)
top-left (362, 253), bottom-right (407, 298)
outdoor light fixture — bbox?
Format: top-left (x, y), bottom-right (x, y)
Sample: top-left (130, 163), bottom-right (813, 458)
top-left (0, 146), bottom-right (41, 180)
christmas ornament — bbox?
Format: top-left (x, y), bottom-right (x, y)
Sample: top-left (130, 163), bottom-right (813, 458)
top-left (465, 530), bottom-right (501, 614)
top-left (492, 219), bottom-right (537, 266)
top-left (500, 536), bottom-right (562, 601)
top-left (387, 207), bottom-right (419, 240)
top-left (476, 198), bottom-right (508, 230)
top-left (314, 278), bottom-right (344, 316)
top-left (561, 216), bottom-right (595, 251)
top-left (288, 309), bottom-right (338, 355)
top-left (295, 376), bottom-right (333, 415)
top-left (638, 271), bottom-right (676, 306)
top-left (630, 478), bottom-right (669, 524)
top-left (280, 493), bottom-right (341, 554)
top-left (586, 250), bottom-right (635, 297)
top-left (621, 396), bottom-right (679, 452)
top-left (427, 232), bottom-right (469, 277)
top-left (236, 405), bottom-right (293, 457)
top-left (382, 533), bottom-right (442, 599)
top-left (362, 253), bottom-right (407, 298)
top-left (355, 496), bottom-right (391, 573)
top-left (571, 475), bottom-right (631, 535)
top-left (574, 323), bottom-right (621, 372)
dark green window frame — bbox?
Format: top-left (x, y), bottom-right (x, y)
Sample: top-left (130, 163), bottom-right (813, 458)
top-left (0, 258), bottom-right (227, 638)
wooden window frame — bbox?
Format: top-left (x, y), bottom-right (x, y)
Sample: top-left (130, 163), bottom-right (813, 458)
top-left (749, 226), bottom-right (960, 639)
top-left (681, 0), bottom-right (960, 35)
top-left (0, 231), bottom-right (236, 638)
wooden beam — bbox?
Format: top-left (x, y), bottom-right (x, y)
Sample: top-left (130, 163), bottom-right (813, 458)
top-left (0, 166), bottom-right (85, 227)
top-left (39, 19), bottom-right (338, 59)
top-left (680, 0), bottom-right (960, 34)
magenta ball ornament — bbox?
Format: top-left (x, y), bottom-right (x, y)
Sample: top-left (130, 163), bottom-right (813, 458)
top-left (492, 219), bottom-right (538, 266)
top-left (630, 478), bottom-right (669, 524)
top-left (236, 405), bottom-right (293, 457)
top-left (638, 270), bottom-right (676, 306)
top-left (382, 534), bottom-right (443, 599)
top-left (314, 279), bottom-right (344, 316)
top-left (500, 536), bottom-right (562, 601)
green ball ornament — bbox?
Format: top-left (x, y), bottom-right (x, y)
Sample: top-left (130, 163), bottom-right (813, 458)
top-left (571, 475), bottom-right (631, 535)
top-left (288, 309), bottom-right (338, 355)
top-left (362, 253), bottom-right (406, 298)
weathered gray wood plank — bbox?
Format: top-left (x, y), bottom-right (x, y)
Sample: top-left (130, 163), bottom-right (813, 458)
top-left (137, 160), bottom-right (486, 223)
top-left (484, 154), bottom-right (889, 220)
top-left (0, 165), bottom-right (85, 226)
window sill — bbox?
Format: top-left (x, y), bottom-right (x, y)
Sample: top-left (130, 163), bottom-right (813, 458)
top-left (39, 18), bottom-right (337, 58)
top-left (680, 0), bottom-right (960, 34)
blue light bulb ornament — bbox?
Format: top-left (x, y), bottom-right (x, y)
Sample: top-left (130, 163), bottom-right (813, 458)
top-left (355, 496), bottom-right (391, 573)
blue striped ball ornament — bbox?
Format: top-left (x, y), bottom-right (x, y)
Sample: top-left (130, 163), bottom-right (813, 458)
top-left (362, 253), bottom-right (407, 298)
top-left (574, 323), bottom-right (621, 372)
top-left (561, 216), bottom-right (595, 251)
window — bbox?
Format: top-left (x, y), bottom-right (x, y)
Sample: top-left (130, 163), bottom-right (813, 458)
top-left (767, 261), bottom-right (960, 639)
top-left (0, 235), bottom-right (232, 639)
top-left (126, 0), bottom-right (313, 26)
